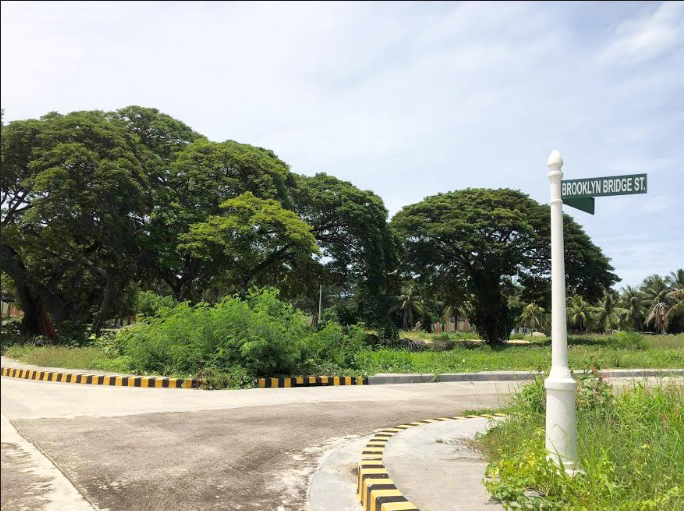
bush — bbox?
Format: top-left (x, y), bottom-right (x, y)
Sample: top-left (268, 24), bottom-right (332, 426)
top-left (301, 323), bottom-right (367, 373)
top-left (136, 291), bottom-right (179, 318)
top-left (113, 288), bottom-right (364, 378)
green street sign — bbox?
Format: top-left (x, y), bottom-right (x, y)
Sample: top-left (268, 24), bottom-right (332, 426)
top-left (562, 173), bottom-right (647, 199)
top-left (564, 197), bottom-right (594, 215)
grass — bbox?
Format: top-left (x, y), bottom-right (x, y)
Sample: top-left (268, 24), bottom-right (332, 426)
top-left (401, 330), bottom-right (482, 342)
top-left (358, 333), bottom-right (684, 374)
top-left (3, 344), bottom-right (133, 373)
top-left (472, 375), bottom-right (684, 510)
top-left (3, 333), bottom-right (683, 384)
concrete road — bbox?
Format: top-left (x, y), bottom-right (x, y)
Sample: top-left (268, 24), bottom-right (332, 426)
top-left (0, 377), bottom-right (517, 511)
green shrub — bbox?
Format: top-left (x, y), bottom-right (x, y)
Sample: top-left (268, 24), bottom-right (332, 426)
top-left (301, 323), bottom-right (366, 373)
top-left (114, 288), bottom-right (364, 378)
top-left (136, 291), bottom-right (179, 318)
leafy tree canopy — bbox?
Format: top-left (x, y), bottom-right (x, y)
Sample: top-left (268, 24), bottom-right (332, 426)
top-left (391, 188), bottom-right (618, 344)
top-left (1, 110), bottom-right (151, 335)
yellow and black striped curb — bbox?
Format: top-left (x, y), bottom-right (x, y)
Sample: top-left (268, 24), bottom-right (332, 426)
top-left (258, 375), bottom-right (365, 388)
top-left (357, 413), bottom-right (507, 511)
top-left (1, 367), bottom-right (198, 389)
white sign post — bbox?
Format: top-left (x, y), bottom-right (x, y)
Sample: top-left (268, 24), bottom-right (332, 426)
top-left (545, 150), bottom-right (578, 471)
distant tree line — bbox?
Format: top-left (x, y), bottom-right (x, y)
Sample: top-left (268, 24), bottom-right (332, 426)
top-left (2, 106), bottom-right (623, 345)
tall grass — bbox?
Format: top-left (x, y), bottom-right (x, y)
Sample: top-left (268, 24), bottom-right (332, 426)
top-left (3, 344), bottom-right (131, 373)
top-left (475, 376), bottom-right (684, 510)
top-left (358, 333), bottom-right (684, 374)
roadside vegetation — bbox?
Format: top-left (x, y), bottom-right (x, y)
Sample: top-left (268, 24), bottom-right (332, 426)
top-left (4, 304), bottom-right (682, 387)
top-left (473, 375), bottom-right (684, 510)
top-left (1, 106), bottom-right (683, 386)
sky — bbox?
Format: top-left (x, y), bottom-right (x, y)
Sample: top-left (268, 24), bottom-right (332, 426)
top-left (2, 1), bottom-right (683, 288)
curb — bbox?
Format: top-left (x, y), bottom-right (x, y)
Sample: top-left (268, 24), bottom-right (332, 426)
top-left (356, 413), bottom-right (506, 511)
top-left (1, 367), bottom-right (198, 389)
top-left (258, 375), bottom-right (365, 388)
top-left (368, 368), bottom-right (684, 385)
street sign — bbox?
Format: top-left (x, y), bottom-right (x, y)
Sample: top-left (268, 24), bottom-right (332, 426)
top-left (561, 173), bottom-right (647, 199)
top-left (564, 197), bottom-right (594, 215)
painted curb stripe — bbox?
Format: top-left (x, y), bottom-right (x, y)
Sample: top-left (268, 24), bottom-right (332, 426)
top-left (1, 366), bottom-right (198, 389)
top-left (357, 413), bottom-right (506, 511)
top-left (257, 375), bottom-right (366, 388)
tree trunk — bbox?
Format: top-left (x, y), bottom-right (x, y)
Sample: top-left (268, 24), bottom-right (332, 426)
top-left (471, 270), bottom-right (509, 345)
top-left (16, 283), bottom-right (56, 338)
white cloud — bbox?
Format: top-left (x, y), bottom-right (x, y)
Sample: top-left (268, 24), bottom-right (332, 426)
top-left (597, 1), bottom-right (684, 64)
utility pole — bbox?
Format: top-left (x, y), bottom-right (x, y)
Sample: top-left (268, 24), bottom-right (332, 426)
top-left (318, 284), bottom-right (323, 324)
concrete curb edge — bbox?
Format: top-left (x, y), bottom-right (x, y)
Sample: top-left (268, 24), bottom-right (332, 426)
top-left (1, 366), bottom-right (198, 389)
top-left (258, 375), bottom-right (365, 387)
top-left (368, 368), bottom-right (684, 385)
top-left (356, 414), bottom-right (506, 511)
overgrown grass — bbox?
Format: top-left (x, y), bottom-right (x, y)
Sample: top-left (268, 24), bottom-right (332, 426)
top-left (473, 375), bottom-right (684, 510)
top-left (3, 329), bottom-right (682, 389)
top-left (358, 333), bottom-right (684, 374)
top-left (3, 344), bottom-right (132, 373)
top-left (401, 330), bottom-right (482, 342)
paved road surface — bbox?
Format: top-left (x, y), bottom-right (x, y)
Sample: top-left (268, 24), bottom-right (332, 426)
top-left (1, 376), bottom-right (517, 511)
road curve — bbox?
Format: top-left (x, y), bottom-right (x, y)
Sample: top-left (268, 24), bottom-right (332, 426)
top-left (1, 376), bottom-right (518, 511)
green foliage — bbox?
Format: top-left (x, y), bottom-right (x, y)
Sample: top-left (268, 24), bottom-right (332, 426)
top-left (479, 379), bottom-right (684, 511)
top-left (612, 331), bottom-right (647, 350)
top-left (591, 290), bottom-right (628, 333)
top-left (391, 188), bottom-right (617, 345)
top-left (2, 109), bottom-right (152, 335)
top-left (135, 291), bottom-right (178, 318)
top-left (292, 173), bottom-right (398, 326)
top-left (301, 323), bottom-right (367, 373)
top-left (112, 288), bottom-right (364, 377)
top-left (180, 192), bottom-right (318, 298)
top-left (3, 344), bottom-right (129, 372)
top-left (356, 333), bottom-right (684, 374)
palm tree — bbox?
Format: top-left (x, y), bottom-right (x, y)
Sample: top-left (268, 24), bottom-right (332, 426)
top-left (388, 284), bottom-right (425, 331)
top-left (566, 295), bottom-right (591, 333)
top-left (591, 290), bottom-right (628, 333)
top-left (642, 274), bottom-right (670, 309)
top-left (618, 285), bottom-right (647, 331)
top-left (664, 288), bottom-right (684, 325)
top-left (517, 303), bottom-right (545, 334)
top-left (641, 274), bottom-right (672, 333)
top-left (645, 302), bottom-right (669, 334)
top-left (666, 269), bottom-right (684, 291)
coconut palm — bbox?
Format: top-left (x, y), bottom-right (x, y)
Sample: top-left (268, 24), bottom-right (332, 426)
top-left (665, 288), bottom-right (684, 325)
top-left (641, 274), bottom-right (670, 310)
top-left (645, 302), bottom-right (669, 334)
top-left (388, 284), bottom-right (425, 330)
top-left (641, 272), bottom-right (684, 333)
top-left (566, 295), bottom-right (591, 333)
top-left (517, 303), bottom-right (545, 334)
top-left (591, 290), bottom-right (628, 333)
top-left (618, 285), bottom-right (647, 331)
top-left (666, 269), bottom-right (684, 291)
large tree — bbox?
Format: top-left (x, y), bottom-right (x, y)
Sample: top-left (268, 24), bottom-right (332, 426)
top-left (180, 192), bottom-right (318, 298)
top-left (292, 173), bottom-right (397, 325)
top-left (1, 110), bottom-right (151, 335)
top-left (391, 188), bottom-right (618, 345)
top-left (144, 138), bottom-right (298, 301)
